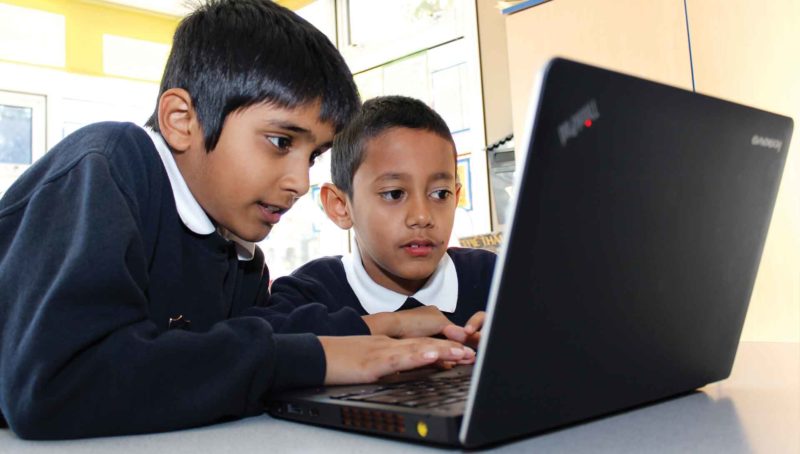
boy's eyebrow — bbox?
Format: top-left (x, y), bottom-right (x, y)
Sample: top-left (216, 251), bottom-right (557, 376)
top-left (429, 171), bottom-right (456, 181)
top-left (374, 172), bottom-right (409, 183)
top-left (265, 120), bottom-right (318, 143)
top-left (374, 171), bottom-right (456, 183)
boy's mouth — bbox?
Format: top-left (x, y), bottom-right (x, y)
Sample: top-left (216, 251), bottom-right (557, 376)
top-left (258, 202), bottom-right (289, 224)
top-left (401, 239), bottom-right (436, 258)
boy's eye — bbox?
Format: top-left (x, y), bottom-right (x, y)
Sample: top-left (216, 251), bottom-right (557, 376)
top-left (379, 189), bottom-right (405, 201)
top-left (430, 189), bottom-right (452, 200)
top-left (267, 135), bottom-right (292, 150)
top-left (309, 150), bottom-right (323, 166)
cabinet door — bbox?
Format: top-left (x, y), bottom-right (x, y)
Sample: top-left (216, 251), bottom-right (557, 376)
top-left (688, 0), bottom-right (800, 343)
top-left (505, 0), bottom-right (692, 141)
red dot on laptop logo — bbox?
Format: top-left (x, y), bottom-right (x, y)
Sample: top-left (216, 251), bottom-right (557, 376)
top-left (584, 119), bottom-right (593, 127)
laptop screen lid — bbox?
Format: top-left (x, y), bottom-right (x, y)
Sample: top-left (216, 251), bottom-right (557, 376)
top-left (460, 58), bottom-right (792, 447)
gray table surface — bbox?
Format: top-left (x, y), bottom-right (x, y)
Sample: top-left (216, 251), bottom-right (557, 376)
top-left (2, 342), bottom-right (798, 453)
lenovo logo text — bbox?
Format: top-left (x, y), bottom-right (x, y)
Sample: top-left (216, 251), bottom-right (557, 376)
top-left (751, 135), bottom-right (783, 152)
top-left (558, 99), bottom-right (600, 147)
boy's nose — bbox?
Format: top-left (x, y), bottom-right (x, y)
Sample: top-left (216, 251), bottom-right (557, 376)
top-left (280, 157), bottom-right (311, 197)
top-left (406, 196), bottom-right (434, 228)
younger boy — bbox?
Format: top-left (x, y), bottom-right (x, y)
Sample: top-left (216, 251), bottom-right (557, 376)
top-left (0, 1), bottom-right (472, 440)
top-left (268, 96), bottom-right (497, 348)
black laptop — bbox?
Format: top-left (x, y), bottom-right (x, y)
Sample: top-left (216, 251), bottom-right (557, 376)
top-left (266, 58), bottom-right (793, 448)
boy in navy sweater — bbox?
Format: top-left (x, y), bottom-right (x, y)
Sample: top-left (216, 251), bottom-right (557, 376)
top-left (268, 96), bottom-right (497, 349)
top-left (0, 1), bottom-right (473, 440)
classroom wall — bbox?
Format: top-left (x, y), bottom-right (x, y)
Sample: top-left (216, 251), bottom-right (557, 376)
top-left (687, 0), bottom-right (800, 344)
top-left (476, 0), bottom-right (513, 147)
top-left (504, 0), bottom-right (799, 343)
top-left (0, 0), bottom-right (178, 81)
top-left (0, 0), bottom-right (179, 152)
top-left (505, 0), bottom-right (693, 138)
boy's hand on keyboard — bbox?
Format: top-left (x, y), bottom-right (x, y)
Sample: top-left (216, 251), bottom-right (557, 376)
top-left (363, 306), bottom-right (468, 340)
top-left (319, 335), bottom-right (476, 385)
top-left (442, 311), bottom-right (485, 349)
top-left (462, 311), bottom-right (485, 349)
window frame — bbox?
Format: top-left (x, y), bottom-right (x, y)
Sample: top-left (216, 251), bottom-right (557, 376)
top-left (0, 90), bottom-right (46, 196)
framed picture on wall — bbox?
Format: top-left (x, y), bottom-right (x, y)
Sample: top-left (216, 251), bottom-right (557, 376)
top-left (0, 90), bottom-right (46, 196)
top-left (456, 156), bottom-right (472, 211)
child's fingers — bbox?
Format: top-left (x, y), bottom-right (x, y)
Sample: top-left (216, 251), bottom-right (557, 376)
top-left (372, 339), bottom-right (475, 378)
top-left (321, 336), bottom-right (477, 385)
top-left (409, 339), bottom-right (475, 362)
top-left (442, 324), bottom-right (468, 343)
top-left (395, 306), bottom-right (455, 338)
top-left (466, 332), bottom-right (481, 350)
top-left (464, 311), bottom-right (486, 333)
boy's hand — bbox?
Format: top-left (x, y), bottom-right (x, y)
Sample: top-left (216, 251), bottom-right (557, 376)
top-left (442, 311), bottom-right (485, 349)
top-left (319, 335), bottom-right (476, 385)
top-left (362, 306), bottom-right (469, 339)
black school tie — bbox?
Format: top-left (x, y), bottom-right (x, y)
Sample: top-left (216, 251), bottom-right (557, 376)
top-left (398, 297), bottom-right (424, 311)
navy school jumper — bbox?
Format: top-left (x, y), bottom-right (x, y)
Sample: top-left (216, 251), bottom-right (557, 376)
top-left (0, 122), bottom-right (326, 439)
top-left (267, 248), bottom-right (497, 331)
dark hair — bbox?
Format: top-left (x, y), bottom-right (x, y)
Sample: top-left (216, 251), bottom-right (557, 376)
top-left (145, 0), bottom-right (360, 151)
top-left (331, 95), bottom-right (455, 198)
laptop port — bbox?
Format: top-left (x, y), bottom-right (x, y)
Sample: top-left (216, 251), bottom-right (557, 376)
top-left (286, 403), bottom-right (304, 416)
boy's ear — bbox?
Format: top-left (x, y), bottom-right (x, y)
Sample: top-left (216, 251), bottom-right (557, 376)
top-left (320, 183), bottom-right (353, 230)
top-left (455, 181), bottom-right (462, 204)
top-left (157, 88), bottom-right (200, 152)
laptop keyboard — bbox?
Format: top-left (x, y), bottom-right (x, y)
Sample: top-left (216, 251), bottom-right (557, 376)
top-left (329, 372), bottom-right (471, 409)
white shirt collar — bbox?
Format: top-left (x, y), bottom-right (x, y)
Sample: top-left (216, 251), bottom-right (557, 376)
top-left (144, 127), bottom-right (255, 261)
top-left (341, 240), bottom-right (458, 314)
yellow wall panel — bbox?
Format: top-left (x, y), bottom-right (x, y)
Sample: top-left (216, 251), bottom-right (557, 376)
top-left (0, 0), bottom-right (178, 79)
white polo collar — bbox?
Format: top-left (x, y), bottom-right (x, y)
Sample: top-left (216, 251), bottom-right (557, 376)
top-left (144, 127), bottom-right (255, 261)
top-left (341, 240), bottom-right (458, 314)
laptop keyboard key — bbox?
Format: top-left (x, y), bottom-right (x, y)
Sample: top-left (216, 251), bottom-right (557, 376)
top-left (338, 370), bottom-right (472, 410)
